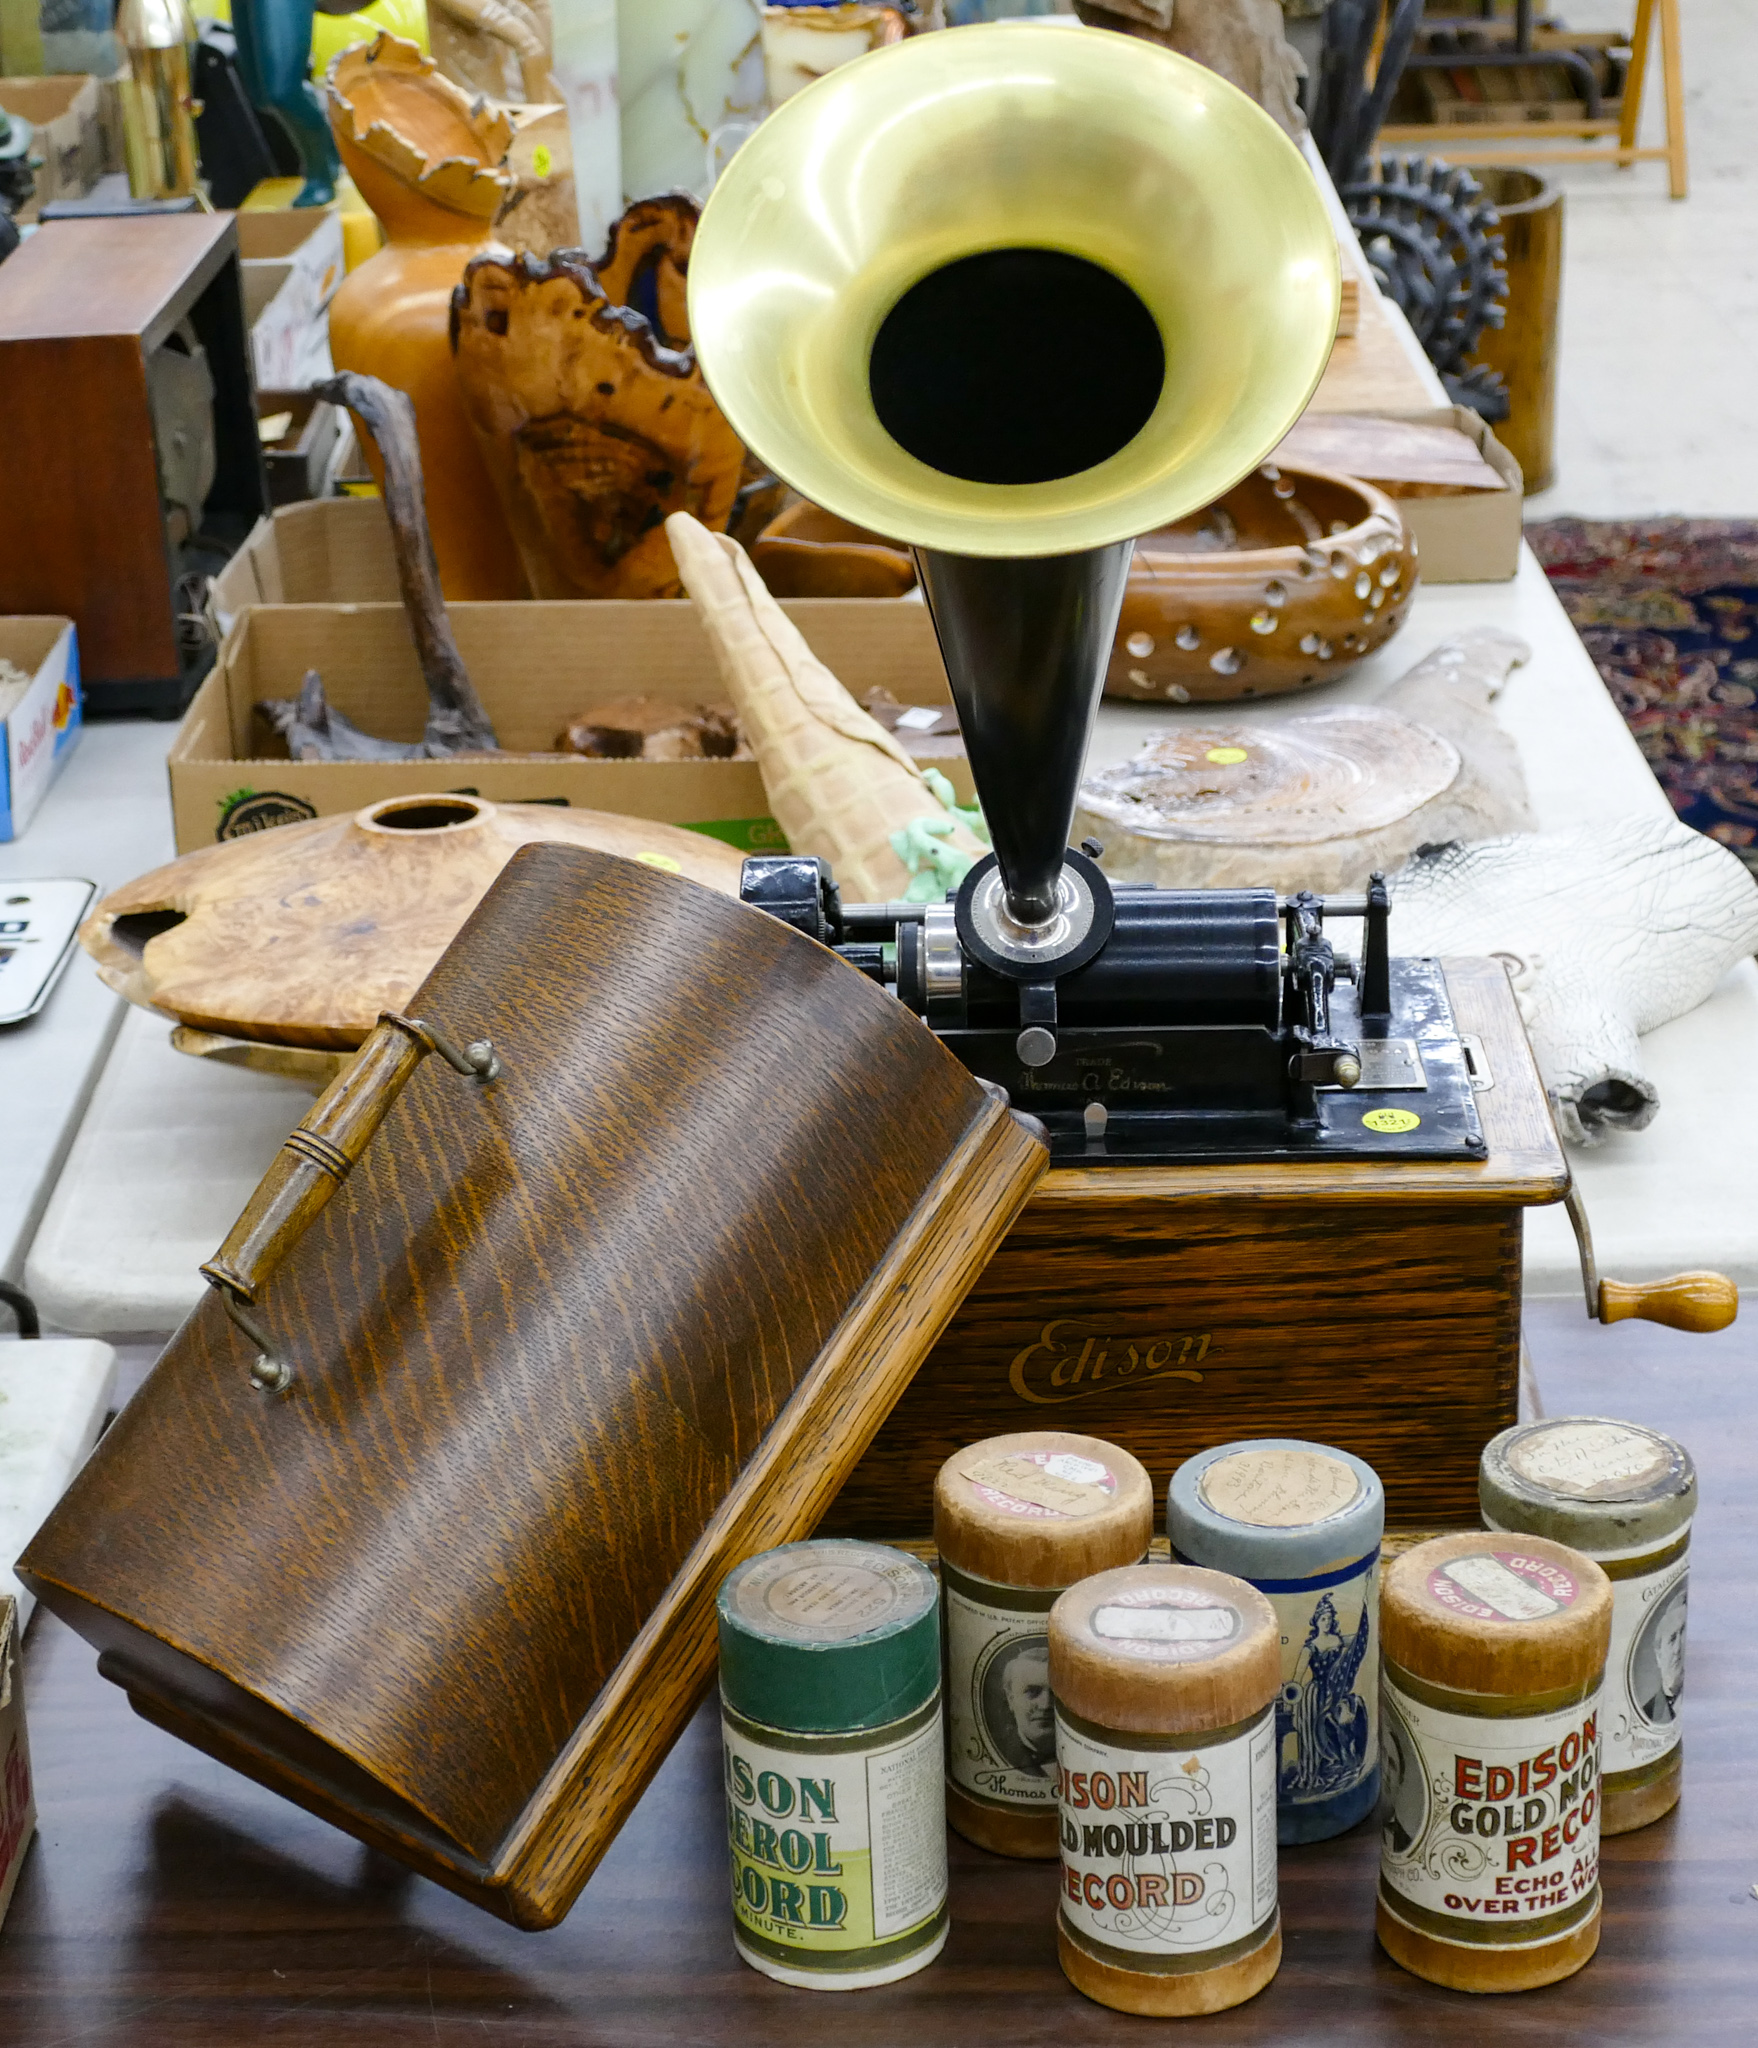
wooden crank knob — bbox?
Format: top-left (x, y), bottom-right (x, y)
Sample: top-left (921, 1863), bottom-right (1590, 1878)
top-left (1598, 1271), bottom-right (1738, 1333)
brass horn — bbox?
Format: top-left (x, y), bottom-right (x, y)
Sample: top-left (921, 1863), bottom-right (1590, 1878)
top-left (688, 21), bottom-right (1338, 946)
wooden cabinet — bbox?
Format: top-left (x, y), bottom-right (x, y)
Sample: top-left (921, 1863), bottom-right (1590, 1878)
top-left (0, 213), bottom-right (266, 715)
top-left (829, 957), bottom-right (1569, 1534)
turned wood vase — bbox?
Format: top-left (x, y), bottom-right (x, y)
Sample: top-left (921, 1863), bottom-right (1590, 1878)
top-left (80, 791), bottom-right (746, 1050)
top-left (323, 34), bottom-right (528, 602)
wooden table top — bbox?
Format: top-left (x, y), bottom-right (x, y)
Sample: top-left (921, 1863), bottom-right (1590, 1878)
top-left (2, 1301), bottom-right (1751, 2044)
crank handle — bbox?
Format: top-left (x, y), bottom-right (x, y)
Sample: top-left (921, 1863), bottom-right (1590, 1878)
top-left (1564, 1182), bottom-right (1737, 1333)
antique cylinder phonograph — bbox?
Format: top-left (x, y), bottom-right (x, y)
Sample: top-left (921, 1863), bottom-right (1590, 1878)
top-left (688, 22), bottom-right (1730, 1536)
top-left (690, 21), bottom-right (1490, 1167)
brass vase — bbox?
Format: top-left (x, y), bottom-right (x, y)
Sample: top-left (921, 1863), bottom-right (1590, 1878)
top-left (118, 0), bottom-right (201, 201)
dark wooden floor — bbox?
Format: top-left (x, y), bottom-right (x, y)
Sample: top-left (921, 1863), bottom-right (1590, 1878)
top-left (2, 1300), bottom-right (1752, 2044)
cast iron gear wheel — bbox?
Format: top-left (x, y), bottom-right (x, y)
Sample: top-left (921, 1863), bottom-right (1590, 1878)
top-left (1443, 360), bottom-right (1511, 425)
top-left (1340, 153), bottom-right (1508, 381)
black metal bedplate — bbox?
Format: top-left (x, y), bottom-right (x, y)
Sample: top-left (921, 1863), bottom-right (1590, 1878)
top-left (938, 959), bottom-right (1486, 1166)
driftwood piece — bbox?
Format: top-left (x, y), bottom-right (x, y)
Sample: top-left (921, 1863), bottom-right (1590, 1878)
top-left (1077, 0), bottom-right (1305, 138)
top-left (1390, 816), bottom-right (1758, 1144)
top-left (452, 201), bottom-right (744, 601)
top-left (490, 106), bottom-right (579, 259)
top-left (79, 792), bottom-right (746, 1052)
top-left (1376, 628), bottom-right (1533, 814)
top-left (556, 696), bottom-right (745, 760)
top-left (259, 669), bottom-right (440, 764)
top-left (1075, 628), bottom-right (1535, 893)
top-left (666, 511), bottom-right (987, 902)
top-left (262, 372), bottom-right (500, 762)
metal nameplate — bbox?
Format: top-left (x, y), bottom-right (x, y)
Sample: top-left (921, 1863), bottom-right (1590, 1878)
top-left (982, 960), bottom-right (1486, 1165)
top-left (1318, 1038), bottom-right (1427, 1092)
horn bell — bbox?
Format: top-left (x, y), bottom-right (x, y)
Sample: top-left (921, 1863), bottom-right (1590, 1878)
top-left (687, 21), bottom-right (1340, 560)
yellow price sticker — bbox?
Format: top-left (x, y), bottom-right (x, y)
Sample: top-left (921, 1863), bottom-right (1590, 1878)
top-left (1363, 1108), bottom-right (1421, 1134)
top-left (532, 144), bottom-right (553, 178)
top-left (637, 851), bottom-right (683, 873)
top-left (1205, 746), bottom-right (1249, 765)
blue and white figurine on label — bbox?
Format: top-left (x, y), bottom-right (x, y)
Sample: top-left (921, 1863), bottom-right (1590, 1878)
top-left (1168, 1438), bottom-right (1384, 1843)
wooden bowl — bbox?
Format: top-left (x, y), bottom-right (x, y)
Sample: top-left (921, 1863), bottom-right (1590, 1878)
top-left (1107, 463), bottom-right (1417, 703)
top-left (747, 466), bottom-right (1416, 701)
top-left (750, 499), bottom-right (919, 599)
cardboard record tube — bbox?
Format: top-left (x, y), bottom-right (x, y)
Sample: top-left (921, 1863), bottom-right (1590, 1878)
top-left (1376, 1532), bottom-right (1612, 1992)
top-left (935, 1431), bottom-right (1154, 1857)
top-left (718, 1540), bottom-right (947, 1990)
top-left (1480, 1416), bottom-right (1694, 1835)
top-left (1049, 1563), bottom-right (1281, 2016)
top-left (1168, 1436), bottom-right (1384, 1844)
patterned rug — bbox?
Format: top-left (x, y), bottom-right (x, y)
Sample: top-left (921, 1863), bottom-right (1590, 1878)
top-left (1527, 519), bottom-right (1758, 876)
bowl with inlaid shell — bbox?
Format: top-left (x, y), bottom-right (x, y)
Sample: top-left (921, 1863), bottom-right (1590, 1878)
top-left (1105, 462), bottom-right (1418, 704)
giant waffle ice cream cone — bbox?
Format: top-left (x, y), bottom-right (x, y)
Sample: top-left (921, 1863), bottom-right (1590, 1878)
top-left (666, 513), bottom-right (987, 902)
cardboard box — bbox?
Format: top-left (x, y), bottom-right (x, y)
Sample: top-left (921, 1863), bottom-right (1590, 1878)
top-left (209, 495), bottom-right (399, 631)
top-left (0, 1596), bottom-right (35, 1931)
top-left (1277, 403), bottom-right (1524, 583)
top-left (239, 209), bottom-right (344, 392)
top-left (237, 205), bottom-right (346, 306)
top-left (210, 400), bottom-right (1521, 655)
top-left (0, 616), bottom-right (81, 841)
top-left (1385, 406), bottom-right (1524, 583)
top-left (0, 74), bottom-right (104, 221)
top-left (258, 391), bottom-right (343, 506)
top-left (170, 598), bottom-right (965, 854)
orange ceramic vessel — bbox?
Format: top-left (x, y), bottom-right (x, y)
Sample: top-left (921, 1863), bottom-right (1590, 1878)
top-left (323, 36), bottom-right (528, 601)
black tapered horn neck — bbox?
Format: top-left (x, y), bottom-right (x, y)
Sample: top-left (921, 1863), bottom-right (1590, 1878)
top-left (915, 542), bottom-right (1133, 928)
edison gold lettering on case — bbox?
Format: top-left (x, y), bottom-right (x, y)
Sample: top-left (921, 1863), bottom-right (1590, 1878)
top-left (1008, 1320), bottom-right (1210, 1408)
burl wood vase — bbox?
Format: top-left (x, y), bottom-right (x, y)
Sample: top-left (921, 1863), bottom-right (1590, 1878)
top-left (324, 34), bottom-right (528, 602)
top-left (451, 195), bottom-right (746, 600)
top-left (22, 844), bottom-right (1048, 1927)
top-left (79, 791), bottom-right (746, 1051)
